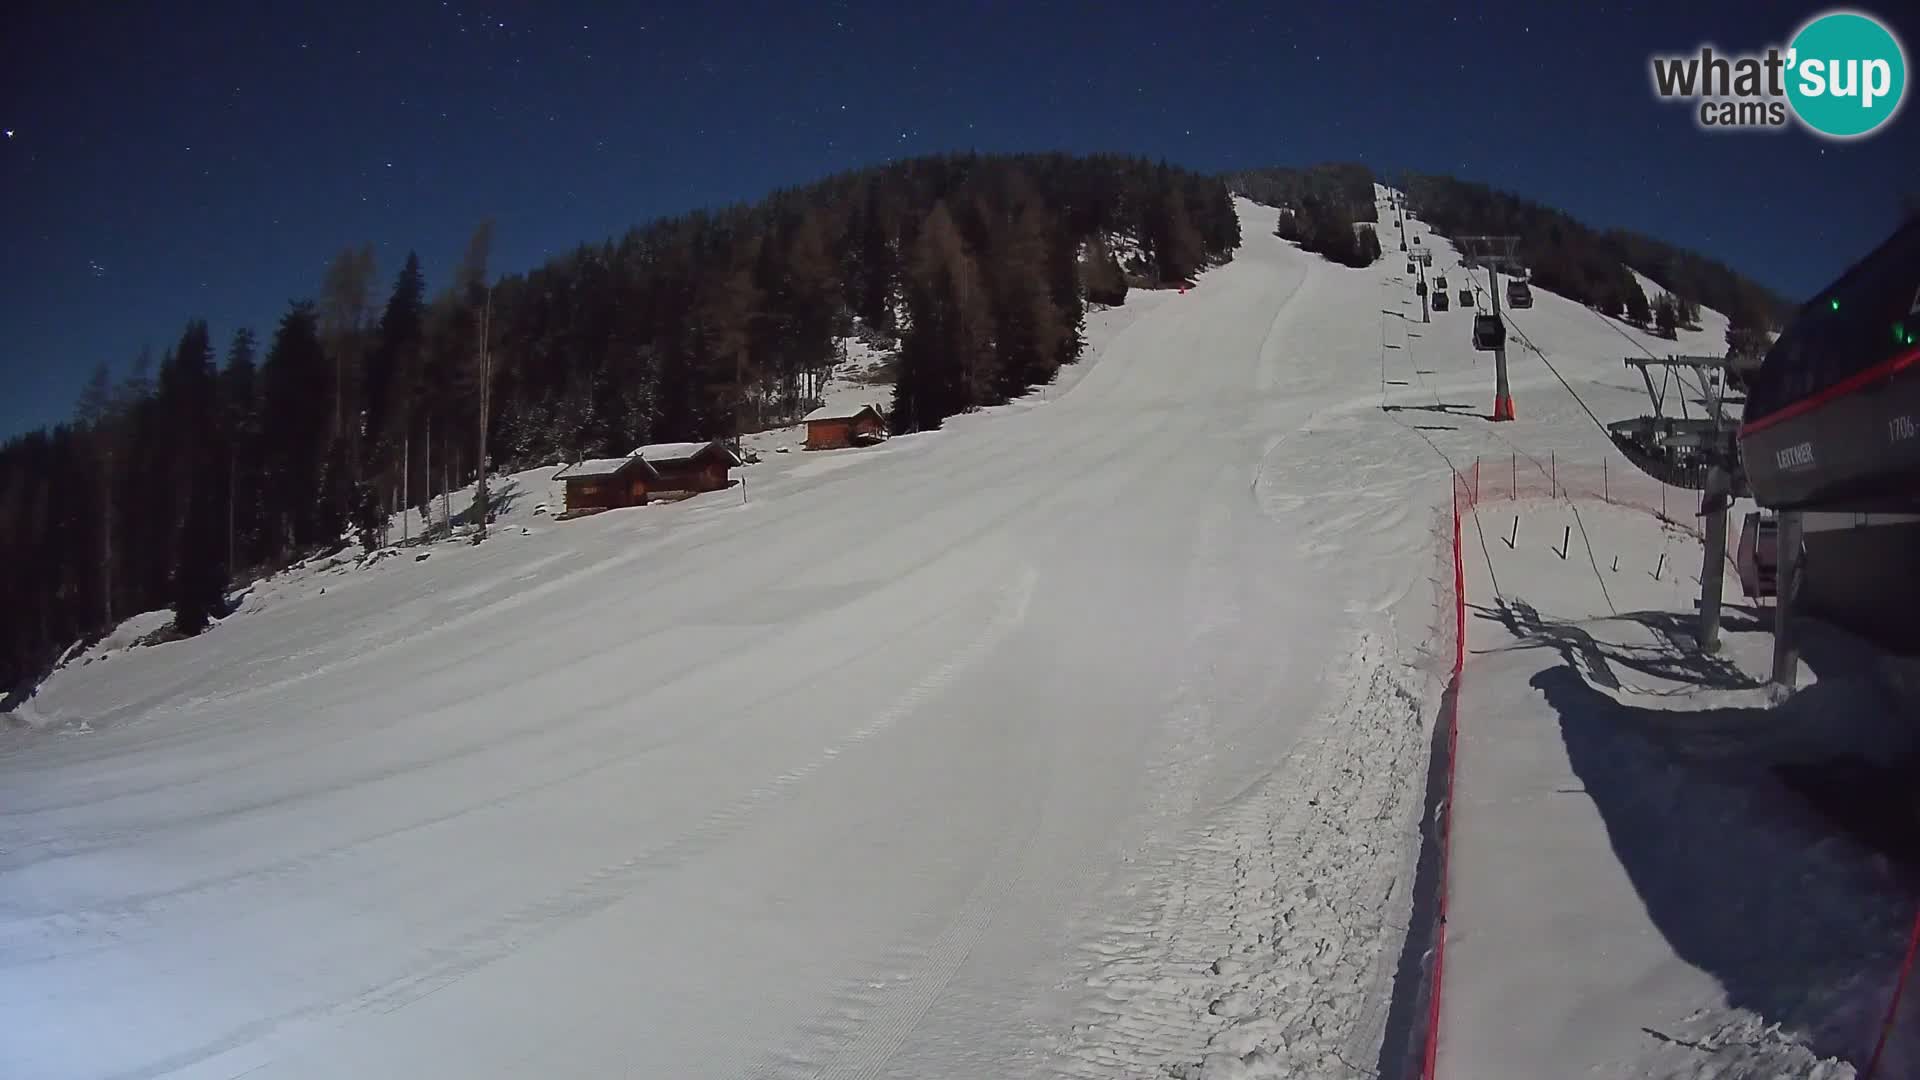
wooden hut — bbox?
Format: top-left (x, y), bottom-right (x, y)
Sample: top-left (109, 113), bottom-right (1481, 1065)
top-left (802, 403), bottom-right (888, 450)
top-left (632, 441), bottom-right (740, 493)
top-left (553, 456), bottom-right (656, 515)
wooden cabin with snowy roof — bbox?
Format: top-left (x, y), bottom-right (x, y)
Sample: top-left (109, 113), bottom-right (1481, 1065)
top-left (631, 441), bottom-right (740, 493)
top-left (802, 403), bottom-right (887, 450)
top-left (553, 456), bottom-right (657, 515)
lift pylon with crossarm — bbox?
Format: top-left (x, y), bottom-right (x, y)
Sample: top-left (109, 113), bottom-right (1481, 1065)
top-left (1604, 352), bottom-right (1750, 655)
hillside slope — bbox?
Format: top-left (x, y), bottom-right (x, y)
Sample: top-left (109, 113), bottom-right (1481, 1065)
top-left (1, 193), bottom-right (1894, 1079)
top-left (2, 199), bottom-right (1432, 1080)
top-left (0, 152), bottom-right (1241, 697)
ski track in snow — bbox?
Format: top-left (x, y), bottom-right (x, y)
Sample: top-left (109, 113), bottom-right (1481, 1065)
top-left (1049, 635), bottom-right (1430, 1080)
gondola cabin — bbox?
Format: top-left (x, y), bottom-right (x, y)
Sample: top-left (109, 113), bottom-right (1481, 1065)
top-left (1740, 218), bottom-right (1920, 513)
top-left (1473, 313), bottom-right (1503, 351)
top-left (1505, 280), bottom-right (1533, 308)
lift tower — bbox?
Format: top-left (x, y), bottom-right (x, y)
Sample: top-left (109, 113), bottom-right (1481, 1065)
top-left (1457, 235), bottom-right (1522, 420)
top-left (1604, 353), bottom-right (1748, 654)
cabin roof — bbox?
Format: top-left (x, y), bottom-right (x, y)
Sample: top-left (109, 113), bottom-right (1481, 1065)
top-left (802, 403), bottom-right (883, 424)
top-left (631, 440), bottom-right (742, 467)
top-left (554, 456), bottom-right (650, 481)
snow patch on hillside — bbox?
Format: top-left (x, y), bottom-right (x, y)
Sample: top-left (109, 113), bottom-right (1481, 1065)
top-left (1107, 230), bottom-right (1147, 275)
top-left (51, 609), bottom-right (175, 670)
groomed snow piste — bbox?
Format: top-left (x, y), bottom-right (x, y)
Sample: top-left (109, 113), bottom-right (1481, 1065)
top-left (3, 193), bottom-right (1909, 1079)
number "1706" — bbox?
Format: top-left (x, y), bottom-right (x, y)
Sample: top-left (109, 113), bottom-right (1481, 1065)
top-left (1893, 415), bottom-right (1918, 442)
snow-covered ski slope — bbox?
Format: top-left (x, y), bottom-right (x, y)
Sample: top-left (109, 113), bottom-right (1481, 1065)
top-left (2, 193), bottom-right (1775, 1079)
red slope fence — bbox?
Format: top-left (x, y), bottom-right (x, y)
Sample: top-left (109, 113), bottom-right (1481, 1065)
top-left (1456, 451), bottom-right (1704, 532)
top-left (1427, 456), bottom-right (1691, 1077)
top-left (1865, 905), bottom-right (1920, 1079)
top-left (1419, 471), bottom-right (1470, 1080)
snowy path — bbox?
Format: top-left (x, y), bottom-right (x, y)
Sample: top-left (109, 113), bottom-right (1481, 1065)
top-left (0, 201), bottom-right (1452, 1080)
top-left (1443, 500), bottom-right (1763, 1078)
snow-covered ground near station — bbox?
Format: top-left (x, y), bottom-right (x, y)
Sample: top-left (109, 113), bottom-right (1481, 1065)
top-left (1446, 494), bottom-right (1918, 1079)
top-left (1388, 197), bottom-right (1917, 1078)
top-left (2, 190), bottom-right (1909, 1079)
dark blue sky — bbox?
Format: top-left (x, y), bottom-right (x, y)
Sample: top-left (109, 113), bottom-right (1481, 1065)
top-left (3, 1), bottom-right (1914, 438)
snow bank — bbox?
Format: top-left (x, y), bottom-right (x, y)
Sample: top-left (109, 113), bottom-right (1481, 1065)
top-left (6, 610), bottom-right (175, 734)
top-left (65, 608), bottom-right (173, 665)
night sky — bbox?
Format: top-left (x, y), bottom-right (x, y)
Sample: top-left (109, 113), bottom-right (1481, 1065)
top-left (4, 1), bottom-right (1915, 438)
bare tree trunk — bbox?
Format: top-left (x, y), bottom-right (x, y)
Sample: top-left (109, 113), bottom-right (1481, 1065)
top-left (101, 445), bottom-right (114, 626)
top-left (227, 450), bottom-right (236, 579)
top-left (475, 290), bottom-right (493, 541)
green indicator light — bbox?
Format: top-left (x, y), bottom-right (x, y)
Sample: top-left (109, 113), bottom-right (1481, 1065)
top-left (1898, 322), bottom-right (1907, 344)
top-left (1830, 298), bottom-right (1841, 311)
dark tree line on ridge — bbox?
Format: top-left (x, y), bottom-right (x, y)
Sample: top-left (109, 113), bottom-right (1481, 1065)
top-left (1227, 164), bottom-right (1383, 269)
top-left (1225, 164), bottom-right (1379, 224)
top-left (0, 153), bottom-right (1237, 693)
